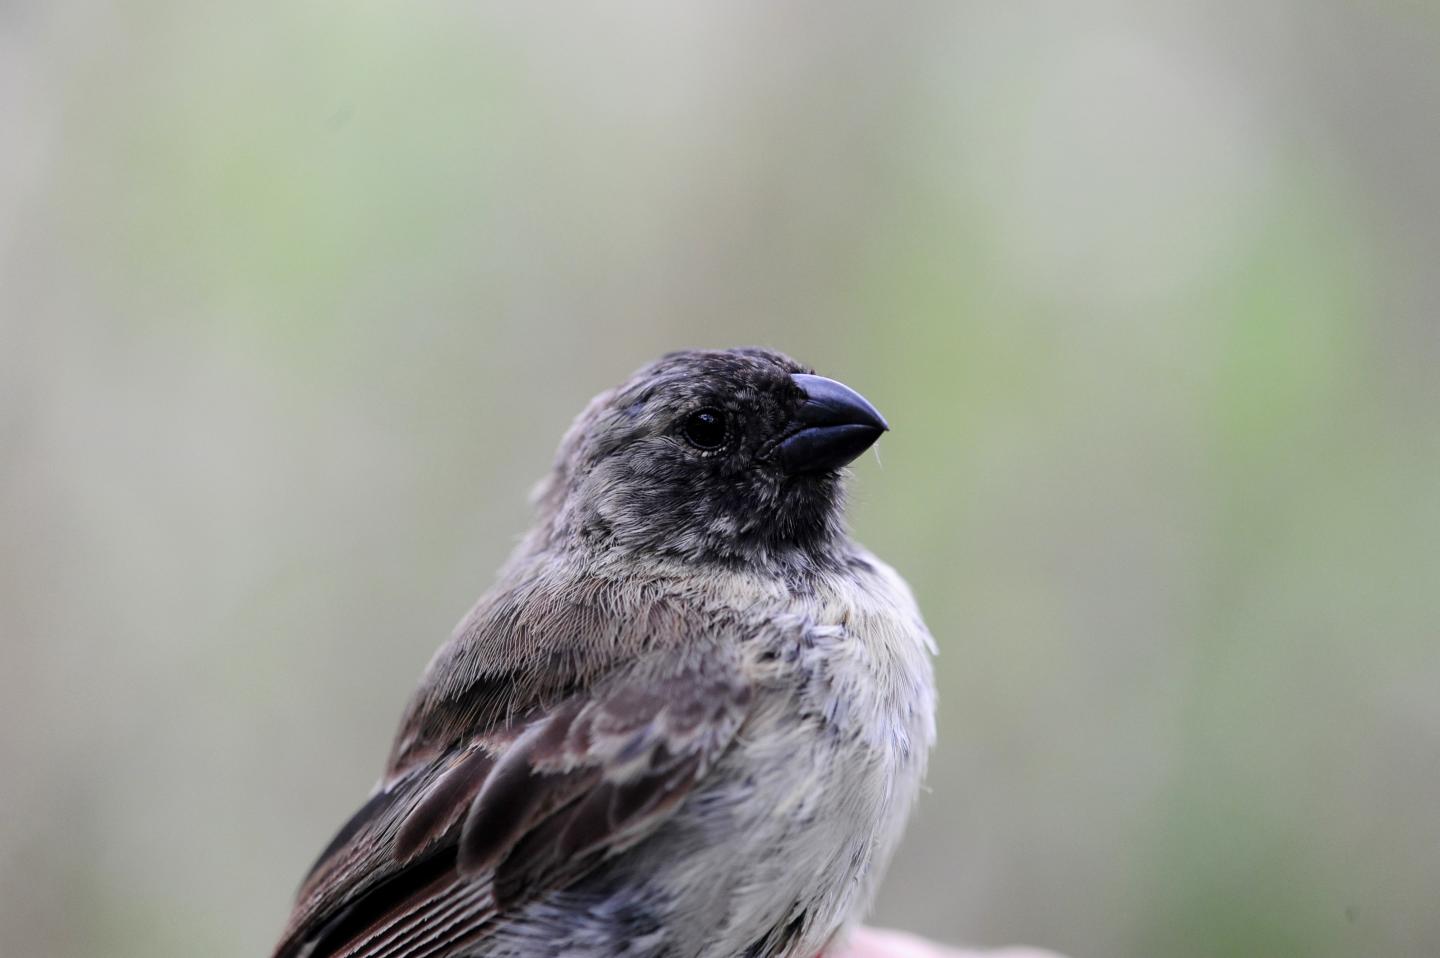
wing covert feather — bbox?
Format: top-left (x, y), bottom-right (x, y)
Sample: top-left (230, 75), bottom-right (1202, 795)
top-left (274, 665), bottom-right (752, 958)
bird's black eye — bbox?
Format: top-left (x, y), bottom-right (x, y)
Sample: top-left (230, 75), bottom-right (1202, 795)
top-left (682, 409), bottom-right (728, 450)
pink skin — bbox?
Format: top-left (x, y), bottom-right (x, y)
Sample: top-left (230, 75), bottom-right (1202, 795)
top-left (827, 927), bottom-right (1067, 958)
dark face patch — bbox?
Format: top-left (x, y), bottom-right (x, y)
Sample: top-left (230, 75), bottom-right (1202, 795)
top-left (542, 348), bottom-right (854, 565)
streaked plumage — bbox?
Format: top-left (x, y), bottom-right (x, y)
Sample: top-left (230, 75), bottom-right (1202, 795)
top-left (272, 348), bottom-right (936, 958)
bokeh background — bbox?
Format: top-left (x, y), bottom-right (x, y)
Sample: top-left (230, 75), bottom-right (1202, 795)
top-left (3, 2), bottom-right (1439, 957)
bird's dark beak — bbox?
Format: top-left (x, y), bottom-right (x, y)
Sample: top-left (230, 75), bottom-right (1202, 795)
top-left (776, 373), bottom-right (890, 475)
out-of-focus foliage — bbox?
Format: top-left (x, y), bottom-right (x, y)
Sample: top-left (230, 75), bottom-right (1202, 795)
top-left (2, 3), bottom-right (1437, 957)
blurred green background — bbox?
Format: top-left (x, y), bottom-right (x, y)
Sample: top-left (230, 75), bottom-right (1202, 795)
top-left (3, 2), bottom-right (1438, 957)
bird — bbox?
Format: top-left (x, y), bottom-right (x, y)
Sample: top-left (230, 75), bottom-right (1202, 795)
top-left (272, 347), bottom-right (937, 958)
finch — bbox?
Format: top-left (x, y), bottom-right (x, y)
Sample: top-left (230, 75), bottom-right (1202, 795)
top-left (272, 347), bottom-right (937, 958)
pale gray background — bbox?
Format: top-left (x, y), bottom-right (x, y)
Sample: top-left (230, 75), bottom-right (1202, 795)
top-left (3, 3), bottom-right (1439, 957)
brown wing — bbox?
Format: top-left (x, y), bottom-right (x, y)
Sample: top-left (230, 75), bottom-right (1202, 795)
top-left (272, 669), bottom-right (752, 958)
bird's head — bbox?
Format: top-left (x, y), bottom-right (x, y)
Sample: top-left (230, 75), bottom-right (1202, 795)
top-left (532, 347), bottom-right (889, 566)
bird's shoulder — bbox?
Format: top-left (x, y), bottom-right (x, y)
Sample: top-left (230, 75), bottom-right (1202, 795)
top-left (383, 558), bottom-right (775, 780)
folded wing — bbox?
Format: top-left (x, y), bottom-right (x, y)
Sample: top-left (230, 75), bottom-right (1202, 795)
top-left (273, 668), bottom-right (752, 958)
